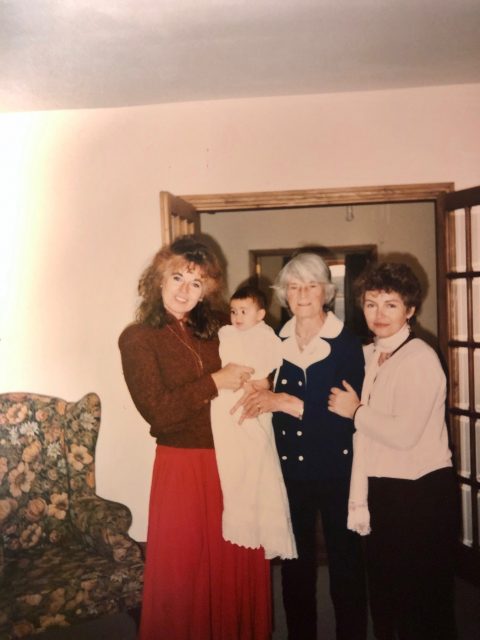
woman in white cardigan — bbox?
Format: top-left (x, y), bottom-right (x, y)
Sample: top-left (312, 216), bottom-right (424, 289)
top-left (328, 262), bottom-right (457, 640)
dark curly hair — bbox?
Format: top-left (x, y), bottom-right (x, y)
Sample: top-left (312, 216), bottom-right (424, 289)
top-left (354, 262), bottom-right (423, 316)
top-left (135, 235), bottom-right (224, 339)
top-left (231, 285), bottom-right (267, 311)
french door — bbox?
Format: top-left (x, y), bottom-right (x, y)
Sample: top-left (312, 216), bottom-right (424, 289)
top-left (439, 186), bottom-right (480, 583)
top-left (159, 191), bottom-right (199, 245)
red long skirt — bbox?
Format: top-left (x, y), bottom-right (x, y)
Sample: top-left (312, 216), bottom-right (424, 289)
top-left (138, 445), bottom-right (272, 640)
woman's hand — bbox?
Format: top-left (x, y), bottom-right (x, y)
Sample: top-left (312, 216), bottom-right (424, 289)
top-left (328, 380), bottom-right (360, 419)
top-left (232, 386), bottom-right (304, 424)
top-left (211, 363), bottom-right (254, 392)
top-left (232, 388), bottom-right (279, 423)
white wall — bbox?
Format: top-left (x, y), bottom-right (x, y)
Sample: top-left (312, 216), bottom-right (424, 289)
top-left (1, 83), bottom-right (479, 539)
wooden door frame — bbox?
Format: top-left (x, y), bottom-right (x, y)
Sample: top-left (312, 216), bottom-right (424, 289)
top-left (180, 182), bottom-right (453, 211)
top-left (178, 181), bottom-right (454, 355)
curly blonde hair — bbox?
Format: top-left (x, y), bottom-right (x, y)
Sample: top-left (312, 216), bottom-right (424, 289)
top-left (136, 235), bottom-right (224, 338)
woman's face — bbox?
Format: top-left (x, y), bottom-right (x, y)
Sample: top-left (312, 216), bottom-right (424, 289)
top-left (286, 278), bottom-right (326, 321)
top-left (363, 289), bottom-right (415, 338)
top-left (161, 263), bottom-right (205, 320)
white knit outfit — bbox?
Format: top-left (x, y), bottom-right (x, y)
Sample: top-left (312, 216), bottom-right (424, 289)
top-left (211, 321), bottom-right (297, 560)
top-left (348, 323), bottom-right (453, 535)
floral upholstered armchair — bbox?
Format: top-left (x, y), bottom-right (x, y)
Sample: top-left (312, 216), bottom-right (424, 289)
top-left (0, 392), bottom-right (144, 639)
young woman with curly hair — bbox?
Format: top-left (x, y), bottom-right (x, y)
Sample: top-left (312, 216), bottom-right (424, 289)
top-left (119, 235), bottom-right (271, 640)
top-left (329, 262), bottom-right (457, 640)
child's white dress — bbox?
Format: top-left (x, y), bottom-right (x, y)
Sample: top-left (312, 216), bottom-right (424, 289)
top-left (211, 321), bottom-right (297, 560)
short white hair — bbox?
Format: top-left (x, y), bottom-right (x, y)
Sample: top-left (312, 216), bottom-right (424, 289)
top-left (272, 252), bottom-right (337, 309)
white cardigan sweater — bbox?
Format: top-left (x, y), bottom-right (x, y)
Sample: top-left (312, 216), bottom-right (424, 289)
top-left (355, 337), bottom-right (452, 480)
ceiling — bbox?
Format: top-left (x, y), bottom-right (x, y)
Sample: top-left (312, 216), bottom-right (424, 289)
top-left (2, 0), bottom-right (480, 113)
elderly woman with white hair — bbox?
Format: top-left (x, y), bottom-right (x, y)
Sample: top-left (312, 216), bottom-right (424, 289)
top-left (239, 252), bottom-right (367, 640)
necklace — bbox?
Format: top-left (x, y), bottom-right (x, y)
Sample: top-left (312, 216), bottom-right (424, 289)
top-left (166, 323), bottom-right (204, 374)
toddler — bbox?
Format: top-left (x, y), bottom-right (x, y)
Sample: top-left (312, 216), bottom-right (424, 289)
top-left (211, 285), bottom-right (297, 559)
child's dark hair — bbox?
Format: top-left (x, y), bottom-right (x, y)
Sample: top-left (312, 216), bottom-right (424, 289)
top-left (231, 285), bottom-right (267, 311)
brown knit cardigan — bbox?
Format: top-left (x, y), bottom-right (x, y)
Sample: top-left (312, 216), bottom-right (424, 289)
top-left (119, 319), bottom-right (221, 448)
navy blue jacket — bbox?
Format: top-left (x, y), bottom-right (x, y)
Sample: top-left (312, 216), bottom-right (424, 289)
top-left (272, 313), bottom-right (364, 482)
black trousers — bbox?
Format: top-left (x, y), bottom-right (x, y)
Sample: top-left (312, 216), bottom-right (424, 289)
top-left (281, 477), bottom-right (368, 640)
top-left (367, 467), bottom-right (458, 640)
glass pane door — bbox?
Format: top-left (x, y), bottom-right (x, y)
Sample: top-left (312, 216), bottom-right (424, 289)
top-left (444, 188), bottom-right (480, 572)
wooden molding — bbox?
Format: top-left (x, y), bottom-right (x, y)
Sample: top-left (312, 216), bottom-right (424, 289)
top-left (181, 182), bottom-right (455, 212)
